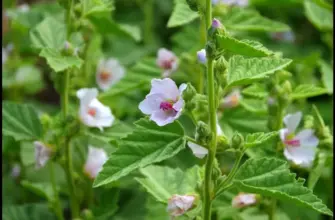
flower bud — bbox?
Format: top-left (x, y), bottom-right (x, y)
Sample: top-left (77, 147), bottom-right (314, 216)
top-left (217, 135), bottom-right (230, 151)
top-left (183, 83), bottom-right (197, 101)
top-left (81, 209), bottom-right (94, 220)
top-left (277, 70), bottom-right (292, 82)
top-left (212, 159), bottom-right (222, 181)
top-left (205, 41), bottom-right (216, 59)
top-left (197, 49), bottom-right (206, 64)
top-left (63, 41), bottom-right (74, 55)
top-left (282, 80), bottom-right (292, 94)
top-left (231, 132), bottom-right (244, 149)
top-left (196, 121), bottom-right (211, 146)
top-left (212, 18), bottom-right (222, 29)
top-left (303, 115), bottom-right (314, 129)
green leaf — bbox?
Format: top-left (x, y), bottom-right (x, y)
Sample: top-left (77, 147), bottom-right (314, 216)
top-left (2, 101), bottom-right (43, 141)
top-left (233, 157), bottom-right (333, 216)
top-left (304, 0), bottom-right (333, 30)
top-left (216, 35), bottom-right (273, 57)
top-left (93, 118), bottom-right (185, 187)
top-left (2, 204), bottom-right (56, 220)
top-left (29, 17), bottom-right (66, 50)
top-left (245, 132), bottom-right (278, 148)
top-left (82, 0), bottom-right (114, 17)
top-left (239, 98), bottom-right (267, 114)
top-left (87, 15), bottom-right (141, 42)
top-left (308, 152), bottom-right (327, 189)
top-left (40, 48), bottom-right (83, 72)
top-left (21, 181), bottom-right (56, 201)
top-left (167, 0), bottom-right (199, 28)
top-left (135, 165), bottom-right (200, 203)
top-left (242, 84), bottom-right (267, 99)
top-left (291, 84), bottom-right (328, 100)
top-left (220, 8), bottom-right (290, 32)
top-left (226, 55), bottom-right (292, 88)
top-left (318, 60), bottom-right (333, 94)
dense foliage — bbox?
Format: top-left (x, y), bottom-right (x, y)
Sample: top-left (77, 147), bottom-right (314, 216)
top-left (2, 0), bottom-right (333, 219)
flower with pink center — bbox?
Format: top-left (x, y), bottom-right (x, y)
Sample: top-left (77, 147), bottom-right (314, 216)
top-left (77, 88), bottom-right (115, 131)
top-left (34, 141), bottom-right (53, 169)
top-left (84, 146), bottom-right (108, 179)
top-left (220, 89), bottom-right (242, 109)
top-left (156, 48), bottom-right (178, 78)
top-left (279, 112), bottom-right (319, 167)
top-left (139, 78), bottom-right (186, 126)
top-left (232, 193), bottom-right (257, 208)
top-left (212, 18), bottom-right (222, 29)
top-left (96, 58), bottom-right (125, 91)
top-left (167, 194), bottom-right (195, 217)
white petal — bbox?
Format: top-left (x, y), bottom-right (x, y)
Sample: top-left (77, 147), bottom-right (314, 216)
top-left (295, 129), bottom-right (319, 148)
top-left (149, 78), bottom-right (180, 100)
top-left (187, 142), bottom-right (208, 159)
top-left (167, 195), bottom-right (195, 217)
top-left (179, 83), bottom-right (187, 94)
top-left (34, 141), bottom-right (52, 169)
top-left (77, 88), bottom-right (99, 105)
top-left (232, 193), bottom-right (256, 208)
top-left (216, 116), bottom-right (223, 136)
top-left (284, 146), bottom-right (316, 167)
top-left (173, 98), bottom-right (184, 112)
top-left (84, 146), bottom-right (108, 178)
top-left (139, 93), bottom-right (165, 115)
top-left (279, 128), bottom-right (289, 143)
top-left (283, 112), bottom-right (302, 133)
top-left (150, 110), bottom-right (176, 126)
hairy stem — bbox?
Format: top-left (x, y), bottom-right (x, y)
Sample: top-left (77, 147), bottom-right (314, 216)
top-left (203, 1), bottom-right (215, 217)
top-left (49, 162), bottom-right (64, 220)
top-left (143, 0), bottom-right (153, 45)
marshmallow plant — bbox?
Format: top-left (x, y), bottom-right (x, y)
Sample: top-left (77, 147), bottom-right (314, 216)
top-left (2, 0), bottom-right (333, 220)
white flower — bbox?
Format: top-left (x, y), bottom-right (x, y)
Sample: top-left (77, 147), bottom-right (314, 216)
top-left (96, 58), bottom-right (125, 91)
top-left (167, 195), bottom-right (195, 217)
top-left (220, 89), bottom-right (242, 108)
top-left (18, 4), bottom-right (30, 13)
top-left (77, 88), bottom-right (115, 131)
top-left (139, 78), bottom-right (186, 126)
top-left (232, 193), bottom-right (257, 208)
top-left (197, 49), bottom-right (206, 64)
top-left (84, 146), bottom-right (108, 179)
top-left (34, 141), bottom-right (52, 169)
top-left (11, 164), bottom-right (21, 178)
top-left (187, 142), bottom-right (208, 159)
top-left (156, 48), bottom-right (178, 78)
top-left (279, 112), bottom-right (319, 167)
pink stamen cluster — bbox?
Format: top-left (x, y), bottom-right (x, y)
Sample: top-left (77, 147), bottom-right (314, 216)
top-left (160, 101), bottom-right (175, 112)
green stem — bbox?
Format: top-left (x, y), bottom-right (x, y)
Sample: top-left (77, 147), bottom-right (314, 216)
top-left (185, 136), bottom-right (197, 143)
top-left (143, 0), bottom-right (153, 45)
top-left (269, 198), bottom-right (277, 220)
top-left (203, 1), bottom-right (215, 217)
top-left (215, 151), bottom-right (244, 198)
top-left (50, 163), bottom-right (64, 220)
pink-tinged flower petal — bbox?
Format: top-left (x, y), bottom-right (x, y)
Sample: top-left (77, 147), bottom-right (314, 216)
top-left (156, 48), bottom-right (178, 77)
top-left (84, 146), bottom-right (108, 179)
top-left (284, 146), bottom-right (316, 168)
top-left (150, 78), bottom-right (180, 100)
top-left (279, 128), bottom-right (289, 143)
top-left (212, 18), bottom-right (222, 29)
top-left (167, 195), bottom-right (195, 217)
top-left (232, 193), bottom-right (257, 208)
top-left (77, 88), bottom-right (115, 130)
top-left (139, 93), bottom-right (165, 114)
top-left (283, 112), bottom-right (302, 133)
top-left (187, 142), bottom-right (208, 158)
top-left (197, 49), bottom-right (206, 64)
top-left (150, 110), bottom-right (176, 126)
top-left (221, 89), bottom-right (242, 108)
top-left (96, 58), bottom-right (125, 91)
top-left (34, 141), bottom-right (52, 169)
top-left (295, 129), bottom-right (319, 148)
top-left (11, 164), bottom-right (21, 178)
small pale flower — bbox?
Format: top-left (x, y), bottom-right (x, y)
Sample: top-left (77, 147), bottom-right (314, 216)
top-left (139, 78), bottom-right (186, 126)
top-left (279, 112), bottom-right (319, 167)
top-left (212, 18), bottom-right (222, 29)
top-left (34, 141), bottom-right (52, 169)
top-left (18, 4), bottom-right (30, 13)
top-left (220, 89), bottom-right (242, 108)
top-left (167, 194), bottom-right (195, 217)
top-left (11, 164), bottom-right (21, 178)
top-left (232, 193), bottom-right (257, 208)
top-left (77, 88), bottom-right (115, 131)
top-left (197, 49), bottom-right (206, 64)
top-left (270, 31), bottom-right (295, 43)
top-left (84, 146), bottom-right (108, 179)
top-left (156, 48), bottom-right (178, 77)
top-left (96, 58), bottom-right (125, 91)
